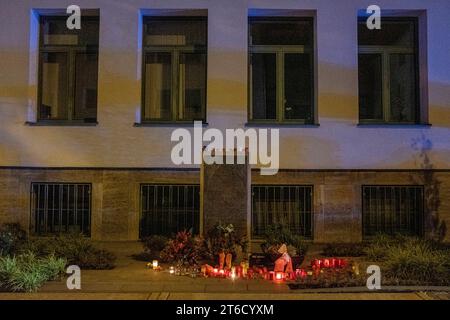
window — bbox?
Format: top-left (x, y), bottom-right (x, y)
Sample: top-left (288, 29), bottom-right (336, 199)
top-left (249, 18), bottom-right (314, 124)
top-left (31, 183), bottom-right (91, 236)
top-left (140, 184), bottom-right (200, 237)
top-left (358, 18), bottom-right (419, 123)
top-left (38, 15), bottom-right (99, 123)
top-left (142, 17), bottom-right (207, 123)
top-left (252, 185), bottom-right (313, 238)
top-left (362, 186), bottom-right (424, 237)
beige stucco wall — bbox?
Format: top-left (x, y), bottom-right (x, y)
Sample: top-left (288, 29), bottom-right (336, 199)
top-left (0, 0), bottom-right (449, 170)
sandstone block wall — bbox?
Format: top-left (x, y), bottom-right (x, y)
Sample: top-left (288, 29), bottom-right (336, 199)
top-left (0, 168), bottom-right (448, 243)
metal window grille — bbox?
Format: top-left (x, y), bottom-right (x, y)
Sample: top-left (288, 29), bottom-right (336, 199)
top-left (362, 185), bottom-right (424, 238)
top-left (31, 183), bottom-right (91, 236)
top-left (140, 184), bottom-right (200, 238)
top-left (252, 185), bottom-right (313, 239)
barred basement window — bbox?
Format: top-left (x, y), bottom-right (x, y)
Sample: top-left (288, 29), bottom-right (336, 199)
top-left (31, 183), bottom-right (91, 236)
top-left (140, 184), bottom-right (200, 238)
top-left (38, 15), bottom-right (99, 124)
top-left (141, 17), bottom-right (207, 123)
top-left (252, 185), bottom-right (313, 239)
top-left (362, 186), bottom-right (424, 238)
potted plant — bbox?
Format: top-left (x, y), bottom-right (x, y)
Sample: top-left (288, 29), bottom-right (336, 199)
top-left (260, 223), bottom-right (309, 268)
top-left (205, 223), bottom-right (247, 268)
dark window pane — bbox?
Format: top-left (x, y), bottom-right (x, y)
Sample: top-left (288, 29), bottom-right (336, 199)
top-left (140, 185), bottom-right (200, 238)
top-left (32, 183), bottom-right (91, 236)
top-left (358, 20), bottom-right (415, 47)
top-left (358, 54), bottom-right (383, 120)
top-left (250, 20), bottom-right (313, 45)
top-left (179, 53), bottom-right (206, 120)
top-left (40, 52), bottom-right (69, 120)
top-left (74, 53), bottom-right (98, 121)
top-left (284, 53), bottom-right (313, 121)
top-left (252, 185), bottom-right (312, 238)
top-left (390, 54), bottom-right (417, 122)
top-left (362, 186), bottom-right (423, 237)
top-left (41, 16), bottom-right (99, 47)
top-left (144, 53), bottom-right (172, 120)
top-left (144, 19), bottom-right (206, 46)
top-left (251, 53), bottom-right (277, 120)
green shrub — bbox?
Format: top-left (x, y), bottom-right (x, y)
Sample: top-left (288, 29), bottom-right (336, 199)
top-left (8, 268), bottom-right (47, 292)
top-left (0, 252), bottom-right (66, 292)
top-left (40, 254), bottom-right (67, 280)
top-left (160, 231), bottom-right (208, 266)
top-left (204, 224), bottom-right (247, 261)
top-left (77, 249), bottom-right (116, 270)
top-left (141, 235), bottom-right (168, 259)
top-left (289, 267), bottom-right (366, 289)
top-left (260, 223), bottom-right (309, 257)
top-left (365, 234), bottom-right (399, 261)
top-left (20, 233), bottom-right (116, 270)
top-left (0, 256), bottom-right (19, 282)
top-left (290, 235), bottom-right (309, 257)
top-left (364, 234), bottom-right (450, 285)
top-left (322, 243), bottom-right (367, 257)
top-left (383, 240), bottom-right (450, 285)
top-left (0, 224), bottom-right (27, 256)
top-left (263, 223), bottom-right (296, 246)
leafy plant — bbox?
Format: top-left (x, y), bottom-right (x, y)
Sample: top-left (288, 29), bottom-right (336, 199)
top-left (260, 223), bottom-right (309, 257)
top-left (160, 230), bottom-right (207, 266)
top-left (40, 254), bottom-right (67, 280)
top-left (290, 235), bottom-right (309, 257)
top-left (0, 256), bottom-right (19, 282)
top-left (140, 235), bottom-right (169, 260)
top-left (322, 243), bottom-right (367, 257)
top-left (205, 223), bottom-right (248, 260)
top-left (7, 268), bottom-right (47, 292)
top-left (289, 267), bottom-right (366, 289)
top-left (0, 224), bottom-right (27, 256)
top-left (77, 249), bottom-right (116, 270)
top-left (20, 233), bottom-right (116, 270)
top-left (383, 239), bottom-right (450, 285)
top-left (364, 234), bottom-right (398, 261)
top-left (0, 252), bottom-right (66, 292)
top-left (364, 234), bottom-right (450, 285)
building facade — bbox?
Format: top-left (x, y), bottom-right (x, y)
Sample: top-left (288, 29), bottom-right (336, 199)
top-left (0, 0), bottom-right (449, 244)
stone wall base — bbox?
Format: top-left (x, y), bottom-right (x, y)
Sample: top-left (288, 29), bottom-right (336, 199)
top-left (0, 168), bottom-right (449, 243)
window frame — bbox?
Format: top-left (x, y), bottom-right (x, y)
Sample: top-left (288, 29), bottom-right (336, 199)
top-left (248, 17), bottom-right (315, 125)
top-left (30, 182), bottom-right (92, 237)
top-left (141, 16), bottom-right (208, 124)
top-left (358, 18), bottom-right (420, 125)
top-left (361, 185), bottom-right (424, 239)
top-left (37, 15), bottom-right (99, 125)
top-left (139, 183), bottom-right (201, 238)
top-left (251, 184), bottom-right (314, 240)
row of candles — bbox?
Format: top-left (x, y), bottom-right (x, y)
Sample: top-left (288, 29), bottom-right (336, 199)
top-left (205, 267), bottom-right (316, 282)
top-left (149, 258), bottom-right (349, 282)
top-left (311, 258), bottom-right (348, 269)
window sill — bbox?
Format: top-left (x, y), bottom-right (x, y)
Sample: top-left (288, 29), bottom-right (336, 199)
top-left (245, 122), bottom-right (319, 128)
top-left (357, 123), bottom-right (432, 128)
top-left (134, 122), bottom-right (208, 128)
top-left (25, 121), bottom-right (98, 127)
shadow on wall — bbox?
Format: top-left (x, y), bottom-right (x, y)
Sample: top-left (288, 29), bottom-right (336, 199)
top-left (411, 134), bottom-right (447, 241)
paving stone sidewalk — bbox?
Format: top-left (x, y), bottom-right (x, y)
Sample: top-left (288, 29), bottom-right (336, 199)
top-left (1, 242), bottom-right (448, 300)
